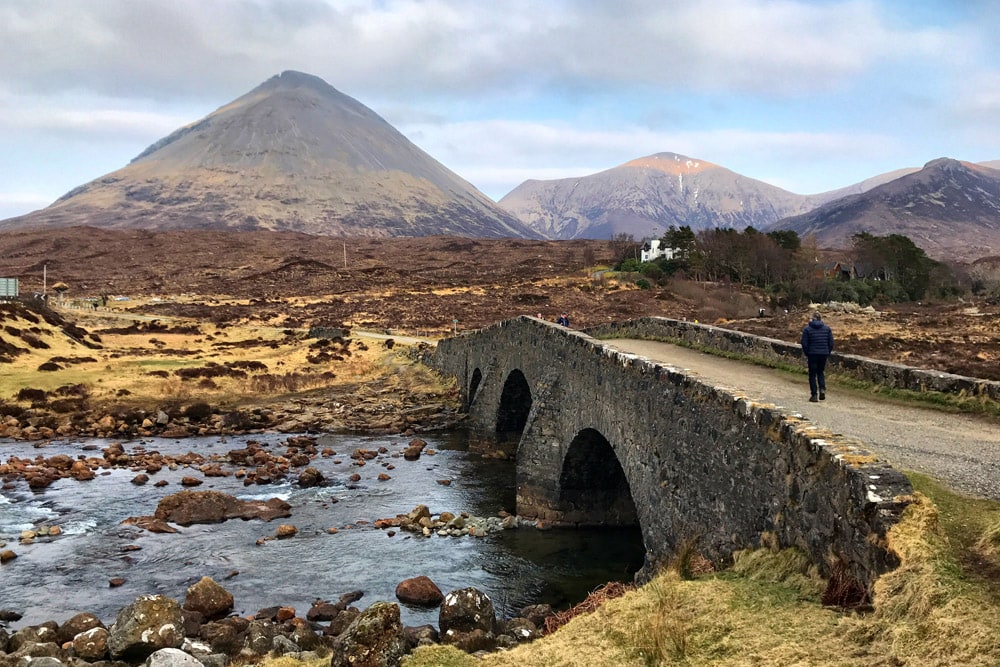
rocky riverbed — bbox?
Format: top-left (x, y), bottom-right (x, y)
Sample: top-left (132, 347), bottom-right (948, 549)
top-left (0, 573), bottom-right (556, 667)
top-left (1, 430), bottom-right (646, 666)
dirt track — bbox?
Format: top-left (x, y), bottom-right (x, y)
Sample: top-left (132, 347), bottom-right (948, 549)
top-left (604, 339), bottom-right (1000, 501)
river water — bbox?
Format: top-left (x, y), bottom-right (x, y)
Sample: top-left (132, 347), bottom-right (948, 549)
top-left (0, 431), bottom-right (644, 630)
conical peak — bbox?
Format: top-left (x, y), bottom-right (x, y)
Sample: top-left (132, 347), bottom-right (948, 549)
top-left (12, 70), bottom-right (537, 239)
top-left (257, 70), bottom-right (339, 95)
top-left (236, 70), bottom-right (374, 120)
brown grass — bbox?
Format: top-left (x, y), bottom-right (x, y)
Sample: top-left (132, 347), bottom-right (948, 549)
top-left (543, 581), bottom-right (634, 635)
top-left (402, 477), bottom-right (1000, 667)
top-left (0, 304), bottom-right (400, 413)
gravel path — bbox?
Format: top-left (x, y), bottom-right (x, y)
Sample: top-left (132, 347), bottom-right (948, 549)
top-left (604, 339), bottom-right (1000, 501)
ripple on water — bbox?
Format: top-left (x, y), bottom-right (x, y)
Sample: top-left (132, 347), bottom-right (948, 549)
top-left (236, 486), bottom-right (293, 502)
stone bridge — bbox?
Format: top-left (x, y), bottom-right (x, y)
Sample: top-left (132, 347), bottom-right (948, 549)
top-left (428, 316), bottom-right (915, 592)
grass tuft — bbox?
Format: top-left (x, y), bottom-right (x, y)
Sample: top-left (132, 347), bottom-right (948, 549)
top-left (975, 519), bottom-right (1000, 565)
top-left (402, 644), bottom-right (476, 667)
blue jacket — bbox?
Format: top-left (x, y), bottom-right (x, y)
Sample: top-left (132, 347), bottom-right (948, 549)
top-left (801, 319), bottom-right (834, 356)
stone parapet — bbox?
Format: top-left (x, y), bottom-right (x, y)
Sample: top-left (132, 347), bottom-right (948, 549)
top-left (586, 316), bottom-right (1000, 400)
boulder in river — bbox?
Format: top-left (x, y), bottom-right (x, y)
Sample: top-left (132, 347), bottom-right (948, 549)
top-left (276, 524), bottom-right (298, 539)
top-left (150, 490), bottom-right (291, 525)
top-left (121, 516), bottom-right (179, 533)
top-left (402, 438), bottom-right (427, 461)
top-left (395, 576), bottom-right (444, 607)
top-left (298, 466), bottom-right (324, 487)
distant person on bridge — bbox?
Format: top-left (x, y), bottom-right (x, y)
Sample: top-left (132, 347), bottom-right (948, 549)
top-left (801, 312), bottom-right (834, 402)
top-left (557, 312), bottom-right (570, 327)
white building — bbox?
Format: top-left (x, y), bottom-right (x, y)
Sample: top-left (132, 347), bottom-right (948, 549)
top-left (640, 239), bottom-right (676, 263)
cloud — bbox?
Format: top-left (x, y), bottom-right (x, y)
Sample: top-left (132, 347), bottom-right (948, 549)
top-left (0, 0), bottom-right (990, 216)
top-left (953, 71), bottom-right (1000, 117)
top-left (0, 101), bottom-right (190, 141)
top-left (0, 192), bottom-right (52, 221)
top-left (0, 0), bottom-right (969, 104)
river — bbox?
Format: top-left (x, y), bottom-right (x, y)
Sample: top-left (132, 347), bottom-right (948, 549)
top-left (0, 430), bottom-right (644, 629)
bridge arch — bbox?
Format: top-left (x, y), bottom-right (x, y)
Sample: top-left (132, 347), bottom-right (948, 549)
top-left (558, 428), bottom-right (638, 527)
top-left (495, 368), bottom-right (531, 444)
top-left (467, 368), bottom-right (483, 409)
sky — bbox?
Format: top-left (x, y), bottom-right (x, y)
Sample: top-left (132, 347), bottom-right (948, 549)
top-left (2, 0), bottom-right (999, 221)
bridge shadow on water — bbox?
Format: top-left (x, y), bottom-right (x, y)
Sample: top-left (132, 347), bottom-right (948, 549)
top-left (452, 430), bottom-right (645, 610)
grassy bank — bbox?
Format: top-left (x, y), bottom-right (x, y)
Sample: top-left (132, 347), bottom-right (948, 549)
top-left (253, 477), bottom-right (999, 666)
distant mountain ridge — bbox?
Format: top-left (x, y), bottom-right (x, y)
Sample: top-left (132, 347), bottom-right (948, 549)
top-left (499, 153), bottom-right (1000, 261)
top-left (499, 152), bottom-right (849, 241)
top-left (3, 70), bottom-right (538, 239)
top-left (769, 158), bottom-right (1000, 261)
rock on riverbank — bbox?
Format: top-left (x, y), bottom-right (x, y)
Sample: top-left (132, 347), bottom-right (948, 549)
top-left (0, 576), bottom-right (554, 667)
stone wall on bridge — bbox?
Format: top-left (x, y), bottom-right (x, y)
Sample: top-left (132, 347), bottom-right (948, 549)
top-left (429, 316), bottom-right (914, 593)
top-left (586, 316), bottom-right (1000, 400)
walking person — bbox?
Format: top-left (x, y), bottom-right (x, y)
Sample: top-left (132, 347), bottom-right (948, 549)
top-left (801, 312), bottom-right (834, 402)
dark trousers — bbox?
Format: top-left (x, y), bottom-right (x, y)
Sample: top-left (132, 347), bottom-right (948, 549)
top-left (807, 354), bottom-right (828, 396)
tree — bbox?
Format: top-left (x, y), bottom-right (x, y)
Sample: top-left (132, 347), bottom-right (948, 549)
top-left (610, 233), bottom-right (639, 263)
top-left (51, 281), bottom-right (69, 305)
top-left (662, 225), bottom-right (697, 260)
top-left (851, 232), bottom-right (950, 301)
top-left (767, 230), bottom-right (801, 251)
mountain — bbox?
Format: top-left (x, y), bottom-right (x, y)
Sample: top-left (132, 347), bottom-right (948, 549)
top-left (1, 71), bottom-right (537, 239)
top-left (769, 158), bottom-right (1000, 261)
top-left (498, 152), bottom-right (839, 240)
top-left (814, 168), bottom-right (920, 200)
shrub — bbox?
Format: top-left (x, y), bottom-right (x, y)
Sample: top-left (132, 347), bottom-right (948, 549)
top-left (640, 263), bottom-right (665, 283)
top-left (228, 360), bottom-right (268, 372)
top-left (32, 414), bottom-right (59, 431)
top-left (175, 364), bottom-right (247, 380)
top-left (110, 406), bottom-right (146, 424)
top-left (22, 333), bottom-right (50, 349)
top-left (0, 401), bottom-right (25, 418)
top-left (53, 383), bottom-right (88, 397)
top-left (222, 409), bottom-right (254, 430)
top-left (49, 398), bottom-right (86, 414)
top-left (17, 388), bottom-right (48, 402)
top-left (184, 402), bottom-right (215, 422)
